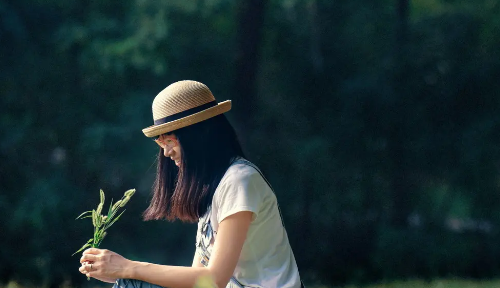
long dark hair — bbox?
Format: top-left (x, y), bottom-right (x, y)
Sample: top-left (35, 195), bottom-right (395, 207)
top-left (143, 114), bottom-right (245, 222)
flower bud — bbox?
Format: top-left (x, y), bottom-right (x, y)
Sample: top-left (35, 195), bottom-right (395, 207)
top-left (91, 210), bottom-right (97, 227)
top-left (100, 189), bottom-right (105, 204)
top-left (96, 203), bottom-right (103, 216)
top-left (120, 196), bottom-right (130, 207)
top-left (124, 189), bottom-right (136, 198)
top-left (112, 200), bottom-right (122, 211)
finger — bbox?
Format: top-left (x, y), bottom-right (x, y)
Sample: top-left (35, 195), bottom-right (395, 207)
top-left (80, 262), bottom-right (92, 271)
top-left (83, 248), bottom-right (101, 255)
top-left (79, 265), bottom-right (88, 274)
top-left (80, 254), bottom-right (98, 263)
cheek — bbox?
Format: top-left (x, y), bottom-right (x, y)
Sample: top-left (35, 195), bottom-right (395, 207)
top-left (174, 147), bottom-right (182, 158)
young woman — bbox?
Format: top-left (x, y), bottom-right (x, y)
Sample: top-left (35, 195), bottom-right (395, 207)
top-left (79, 80), bottom-right (303, 288)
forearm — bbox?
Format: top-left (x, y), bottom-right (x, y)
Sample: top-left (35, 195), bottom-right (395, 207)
top-left (127, 261), bottom-right (213, 288)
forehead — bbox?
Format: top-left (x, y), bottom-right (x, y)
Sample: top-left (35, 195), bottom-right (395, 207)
top-left (159, 133), bottom-right (177, 141)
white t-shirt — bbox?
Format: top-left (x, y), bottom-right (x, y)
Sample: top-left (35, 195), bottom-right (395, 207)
top-left (195, 160), bottom-right (301, 288)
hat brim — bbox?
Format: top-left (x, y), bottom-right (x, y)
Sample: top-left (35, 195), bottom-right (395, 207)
top-left (142, 100), bottom-right (232, 137)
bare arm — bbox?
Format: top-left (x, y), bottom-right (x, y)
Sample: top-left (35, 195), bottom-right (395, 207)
top-left (80, 211), bottom-right (253, 288)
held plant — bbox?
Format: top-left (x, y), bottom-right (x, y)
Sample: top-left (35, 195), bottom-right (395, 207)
top-left (73, 188), bottom-right (136, 256)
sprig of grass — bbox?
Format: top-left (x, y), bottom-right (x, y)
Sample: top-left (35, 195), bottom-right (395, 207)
top-left (73, 188), bottom-right (136, 255)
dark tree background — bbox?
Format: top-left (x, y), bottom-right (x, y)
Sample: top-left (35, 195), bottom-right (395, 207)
top-left (1, 0), bottom-right (500, 287)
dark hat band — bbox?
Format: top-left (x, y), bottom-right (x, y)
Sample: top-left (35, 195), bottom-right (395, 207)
top-left (154, 101), bottom-right (217, 126)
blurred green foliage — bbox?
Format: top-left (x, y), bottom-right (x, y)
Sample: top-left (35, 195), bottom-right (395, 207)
top-left (5, 279), bottom-right (500, 288)
top-left (1, 0), bottom-right (500, 287)
top-left (338, 279), bottom-right (500, 288)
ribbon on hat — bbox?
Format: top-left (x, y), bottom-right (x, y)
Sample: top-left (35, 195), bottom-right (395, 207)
top-left (154, 101), bottom-right (217, 126)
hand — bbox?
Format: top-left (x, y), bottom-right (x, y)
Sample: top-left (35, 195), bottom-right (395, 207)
top-left (79, 248), bottom-right (131, 282)
top-left (79, 261), bottom-right (116, 283)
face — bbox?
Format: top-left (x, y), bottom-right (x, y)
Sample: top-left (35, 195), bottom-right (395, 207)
top-left (154, 134), bottom-right (182, 167)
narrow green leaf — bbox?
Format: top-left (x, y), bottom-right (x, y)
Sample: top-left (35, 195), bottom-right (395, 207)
top-left (72, 243), bottom-right (91, 256)
top-left (106, 206), bottom-right (120, 223)
top-left (107, 198), bottom-right (114, 218)
top-left (75, 211), bottom-right (92, 220)
top-left (104, 209), bottom-right (126, 230)
top-left (107, 205), bottom-right (122, 224)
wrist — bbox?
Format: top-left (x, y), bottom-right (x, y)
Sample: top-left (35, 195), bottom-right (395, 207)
top-left (123, 260), bottom-right (142, 279)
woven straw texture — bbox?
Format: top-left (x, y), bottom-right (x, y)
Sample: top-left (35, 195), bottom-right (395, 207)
top-left (142, 80), bottom-right (231, 137)
top-left (152, 80), bottom-right (215, 120)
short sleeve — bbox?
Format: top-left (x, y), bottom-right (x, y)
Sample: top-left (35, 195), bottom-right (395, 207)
top-left (214, 168), bottom-right (265, 223)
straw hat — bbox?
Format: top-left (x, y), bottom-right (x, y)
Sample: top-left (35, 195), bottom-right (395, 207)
top-left (142, 80), bottom-right (231, 137)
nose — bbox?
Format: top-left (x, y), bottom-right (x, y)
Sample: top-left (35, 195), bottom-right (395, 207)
top-left (163, 147), bottom-right (174, 158)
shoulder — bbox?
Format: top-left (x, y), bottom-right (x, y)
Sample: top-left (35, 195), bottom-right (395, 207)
top-left (222, 162), bottom-right (260, 182)
top-left (214, 161), bottom-right (270, 201)
top-left (212, 161), bottom-right (270, 223)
